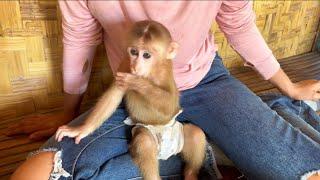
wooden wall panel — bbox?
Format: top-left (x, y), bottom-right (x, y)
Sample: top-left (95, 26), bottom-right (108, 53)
top-left (0, 0), bottom-right (319, 120)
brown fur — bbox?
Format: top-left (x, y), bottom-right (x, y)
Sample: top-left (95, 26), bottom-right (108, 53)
top-left (125, 59), bottom-right (180, 125)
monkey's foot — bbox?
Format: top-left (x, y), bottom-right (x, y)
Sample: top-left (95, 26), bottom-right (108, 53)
top-left (184, 169), bottom-right (198, 180)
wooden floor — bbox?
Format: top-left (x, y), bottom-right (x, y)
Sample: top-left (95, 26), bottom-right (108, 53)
top-left (0, 52), bottom-right (319, 179)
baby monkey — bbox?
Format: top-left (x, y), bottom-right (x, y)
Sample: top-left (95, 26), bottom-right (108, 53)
top-left (56, 20), bottom-right (206, 180)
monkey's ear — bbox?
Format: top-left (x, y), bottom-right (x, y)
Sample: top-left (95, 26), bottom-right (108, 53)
top-left (166, 41), bottom-right (179, 60)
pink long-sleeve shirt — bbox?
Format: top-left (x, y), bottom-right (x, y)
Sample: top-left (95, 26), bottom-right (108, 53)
top-left (59, 1), bottom-right (280, 94)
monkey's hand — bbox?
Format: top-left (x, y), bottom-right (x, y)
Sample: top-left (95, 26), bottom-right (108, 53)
top-left (115, 72), bottom-right (147, 91)
top-left (55, 125), bottom-right (93, 144)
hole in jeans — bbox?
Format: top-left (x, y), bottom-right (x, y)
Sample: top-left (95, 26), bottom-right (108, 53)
top-left (28, 148), bottom-right (71, 180)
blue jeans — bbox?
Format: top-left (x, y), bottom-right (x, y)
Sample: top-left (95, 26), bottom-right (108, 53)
top-left (260, 93), bottom-right (320, 144)
top-left (42, 54), bottom-right (320, 180)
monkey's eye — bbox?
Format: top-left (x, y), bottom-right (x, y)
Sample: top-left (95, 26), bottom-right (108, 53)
top-left (130, 48), bottom-right (139, 56)
top-left (143, 52), bottom-right (151, 59)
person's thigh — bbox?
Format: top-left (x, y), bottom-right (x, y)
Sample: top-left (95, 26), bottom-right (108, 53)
top-left (40, 103), bottom-right (183, 180)
top-left (177, 55), bottom-right (320, 180)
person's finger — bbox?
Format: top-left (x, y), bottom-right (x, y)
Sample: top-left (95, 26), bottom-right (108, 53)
top-left (29, 128), bottom-right (56, 141)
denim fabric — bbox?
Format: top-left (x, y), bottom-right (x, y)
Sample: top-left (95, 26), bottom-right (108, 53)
top-left (259, 93), bottom-right (320, 144)
top-left (42, 54), bottom-right (320, 180)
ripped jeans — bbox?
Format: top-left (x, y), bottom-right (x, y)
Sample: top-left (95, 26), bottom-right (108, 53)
top-left (39, 54), bottom-right (320, 180)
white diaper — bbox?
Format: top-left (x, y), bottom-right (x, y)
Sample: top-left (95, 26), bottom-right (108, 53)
top-left (124, 111), bottom-right (184, 160)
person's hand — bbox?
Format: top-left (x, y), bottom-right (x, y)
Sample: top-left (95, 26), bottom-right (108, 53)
top-left (289, 80), bottom-right (320, 101)
top-left (55, 124), bottom-right (92, 144)
top-left (5, 112), bottom-right (73, 141)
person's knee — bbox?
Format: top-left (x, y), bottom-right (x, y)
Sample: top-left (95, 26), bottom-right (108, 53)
top-left (11, 152), bottom-right (55, 180)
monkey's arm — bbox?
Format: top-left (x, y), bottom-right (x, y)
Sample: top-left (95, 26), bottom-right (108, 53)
top-left (83, 84), bottom-right (125, 130)
top-left (56, 84), bottom-right (125, 143)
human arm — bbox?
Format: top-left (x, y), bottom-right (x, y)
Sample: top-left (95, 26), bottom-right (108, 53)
top-left (216, 1), bottom-right (320, 100)
top-left (269, 68), bottom-right (320, 100)
top-left (5, 1), bottom-right (102, 140)
top-left (216, 1), bottom-right (280, 80)
top-left (5, 93), bottom-right (83, 140)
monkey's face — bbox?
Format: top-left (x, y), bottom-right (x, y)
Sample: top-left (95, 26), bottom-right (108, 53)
top-left (127, 46), bottom-right (160, 77)
top-left (127, 39), bottom-right (178, 77)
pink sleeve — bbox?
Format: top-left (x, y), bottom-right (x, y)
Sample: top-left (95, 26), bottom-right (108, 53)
top-left (216, 1), bottom-right (280, 80)
top-left (58, 0), bottom-right (102, 94)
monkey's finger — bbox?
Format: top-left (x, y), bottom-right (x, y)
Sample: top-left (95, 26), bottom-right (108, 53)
top-left (117, 84), bottom-right (128, 91)
top-left (116, 72), bottom-right (128, 77)
top-left (115, 80), bottom-right (128, 88)
top-left (115, 76), bottom-right (125, 82)
top-left (75, 135), bottom-right (83, 144)
top-left (116, 81), bottom-right (126, 86)
top-left (57, 131), bottom-right (74, 142)
top-left (56, 131), bottom-right (65, 142)
top-left (57, 130), bottom-right (71, 142)
top-left (55, 128), bottom-right (62, 140)
top-left (56, 129), bottom-right (73, 142)
top-left (55, 126), bottom-right (68, 140)
top-left (115, 78), bottom-right (127, 85)
top-left (75, 132), bottom-right (88, 144)
top-left (131, 67), bottom-right (137, 75)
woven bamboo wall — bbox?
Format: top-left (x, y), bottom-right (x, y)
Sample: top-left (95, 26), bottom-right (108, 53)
top-left (0, 0), bottom-right (319, 120)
